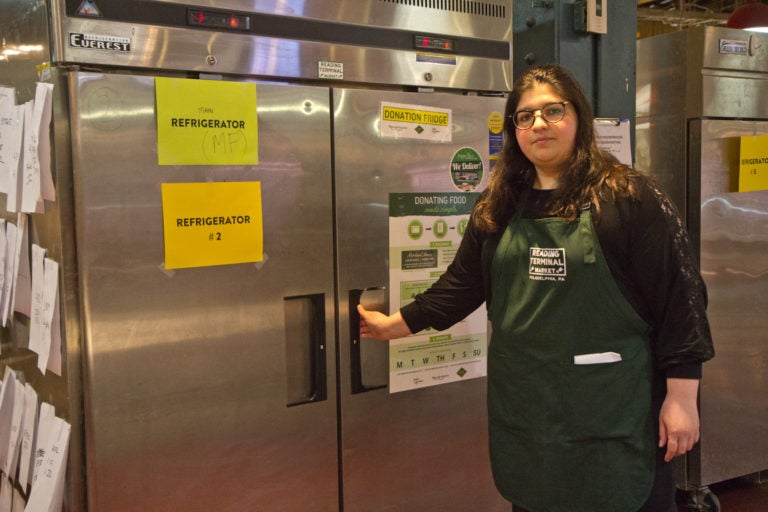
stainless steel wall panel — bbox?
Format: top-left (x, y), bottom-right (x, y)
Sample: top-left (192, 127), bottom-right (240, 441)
top-left (70, 72), bottom-right (338, 512)
top-left (636, 31), bottom-right (689, 213)
top-left (0, 0), bottom-right (51, 102)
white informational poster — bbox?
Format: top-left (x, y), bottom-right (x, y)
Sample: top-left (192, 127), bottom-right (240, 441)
top-left (388, 192), bottom-right (487, 393)
top-left (594, 118), bottom-right (633, 166)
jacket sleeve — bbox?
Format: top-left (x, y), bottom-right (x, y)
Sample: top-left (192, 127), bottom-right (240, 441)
top-left (400, 214), bottom-right (487, 334)
top-left (623, 180), bottom-right (715, 376)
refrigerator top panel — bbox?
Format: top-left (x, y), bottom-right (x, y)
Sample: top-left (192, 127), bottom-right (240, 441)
top-left (696, 26), bottom-right (768, 74)
top-left (637, 27), bottom-right (768, 120)
top-left (50, 0), bottom-right (512, 91)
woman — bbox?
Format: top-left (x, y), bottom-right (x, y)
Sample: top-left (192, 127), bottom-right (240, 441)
top-left (358, 65), bottom-right (714, 512)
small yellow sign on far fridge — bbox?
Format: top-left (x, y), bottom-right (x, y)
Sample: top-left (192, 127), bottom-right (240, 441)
top-left (738, 135), bottom-right (768, 192)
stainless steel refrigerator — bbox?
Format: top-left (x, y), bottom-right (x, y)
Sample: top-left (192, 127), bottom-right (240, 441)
top-left (0, 1), bottom-right (512, 510)
top-left (636, 26), bottom-right (768, 508)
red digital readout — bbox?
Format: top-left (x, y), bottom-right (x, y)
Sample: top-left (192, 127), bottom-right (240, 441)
top-left (415, 35), bottom-right (454, 52)
top-left (190, 11), bottom-right (205, 25)
top-left (188, 10), bottom-right (249, 31)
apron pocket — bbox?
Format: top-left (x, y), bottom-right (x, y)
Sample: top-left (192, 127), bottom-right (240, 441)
top-left (561, 349), bottom-right (651, 442)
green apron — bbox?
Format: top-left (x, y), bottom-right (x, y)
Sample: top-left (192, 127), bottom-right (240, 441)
top-left (487, 205), bottom-right (655, 512)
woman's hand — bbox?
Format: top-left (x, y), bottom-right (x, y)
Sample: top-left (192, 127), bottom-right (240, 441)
top-left (658, 378), bottom-right (701, 462)
top-left (357, 305), bottom-right (412, 341)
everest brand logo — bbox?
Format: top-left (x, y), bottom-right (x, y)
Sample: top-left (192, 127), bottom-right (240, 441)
top-left (69, 33), bottom-right (131, 52)
top-left (529, 247), bottom-right (566, 282)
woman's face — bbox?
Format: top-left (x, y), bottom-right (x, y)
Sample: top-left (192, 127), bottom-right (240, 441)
top-left (513, 83), bottom-right (578, 183)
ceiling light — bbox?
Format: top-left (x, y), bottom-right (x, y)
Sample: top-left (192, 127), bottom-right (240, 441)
top-left (727, 0), bottom-right (768, 32)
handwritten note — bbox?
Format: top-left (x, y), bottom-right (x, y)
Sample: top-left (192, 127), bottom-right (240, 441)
top-left (21, 83), bottom-right (55, 213)
top-left (28, 246), bottom-right (60, 374)
top-left (155, 78), bottom-right (258, 165)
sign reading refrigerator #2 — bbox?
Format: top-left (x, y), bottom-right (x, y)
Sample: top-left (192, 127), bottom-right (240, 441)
top-left (388, 192), bottom-right (487, 393)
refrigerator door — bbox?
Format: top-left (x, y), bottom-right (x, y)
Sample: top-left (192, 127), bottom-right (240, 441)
top-left (70, 72), bottom-right (338, 511)
top-left (334, 88), bottom-right (509, 511)
top-left (688, 119), bottom-right (768, 486)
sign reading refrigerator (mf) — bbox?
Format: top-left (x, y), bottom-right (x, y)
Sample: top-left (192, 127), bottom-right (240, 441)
top-left (155, 77), bottom-right (258, 165)
top-left (388, 192), bottom-right (487, 393)
top-left (161, 182), bottom-right (263, 269)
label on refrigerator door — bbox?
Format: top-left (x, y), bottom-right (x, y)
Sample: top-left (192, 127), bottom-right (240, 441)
top-left (318, 61), bottom-right (344, 80)
top-left (380, 102), bottom-right (452, 142)
top-left (594, 118), bottom-right (633, 166)
top-left (488, 111), bottom-right (504, 166)
top-left (161, 182), bottom-right (263, 269)
top-left (450, 147), bottom-right (484, 192)
top-left (155, 78), bottom-right (258, 166)
top-left (388, 192), bottom-right (487, 393)
top-left (738, 135), bottom-right (768, 192)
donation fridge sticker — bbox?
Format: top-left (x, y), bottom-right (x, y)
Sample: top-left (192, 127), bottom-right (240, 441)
top-left (387, 192), bottom-right (487, 393)
top-left (161, 182), bottom-right (264, 269)
top-left (380, 101), bottom-right (452, 142)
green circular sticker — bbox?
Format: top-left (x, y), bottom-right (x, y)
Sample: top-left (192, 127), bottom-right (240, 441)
top-left (451, 147), bottom-right (484, 192)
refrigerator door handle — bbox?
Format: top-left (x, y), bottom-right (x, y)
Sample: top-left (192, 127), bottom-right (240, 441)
top-left (284, 293), bottom-right (328, 407)
top-left (349, 287), bottom-right (388, 394)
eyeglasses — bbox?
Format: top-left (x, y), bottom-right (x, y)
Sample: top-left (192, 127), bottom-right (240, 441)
top-left (510, 101), bottom-right (570, 130)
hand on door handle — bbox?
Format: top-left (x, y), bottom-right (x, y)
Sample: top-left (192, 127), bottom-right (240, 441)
top-left (357, 305), bottom-right (412, 341)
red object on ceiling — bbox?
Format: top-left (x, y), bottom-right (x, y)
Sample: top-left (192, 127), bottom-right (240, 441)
top-left (726, 0), bottom-right (768, 29)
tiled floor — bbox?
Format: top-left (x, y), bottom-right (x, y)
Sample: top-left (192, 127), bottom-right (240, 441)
top-left (676, 475), bottom-right (768, 511)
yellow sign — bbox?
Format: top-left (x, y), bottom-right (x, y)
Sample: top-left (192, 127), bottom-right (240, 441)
top-left (739, 135), bottom-right (768, 192)
top-left (380, 101), bottom-right (452, 142)
top-left (161, 182), bottom-right (263, 269)
top-left (487, 111), bottom-right (504, 134)
top-left (381, 106), bottom-right (449, 126)
top-left (155, 78), bottom-right (258, 165)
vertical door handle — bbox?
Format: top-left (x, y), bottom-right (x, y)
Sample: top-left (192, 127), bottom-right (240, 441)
top-left (284, 293), bottom-right (327, 407)
top-left (349, 287), bottom-right (388, 394)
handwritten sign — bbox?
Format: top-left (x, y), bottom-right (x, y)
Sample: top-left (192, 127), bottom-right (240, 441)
top-left (155, 78), bottom-right (258, 165)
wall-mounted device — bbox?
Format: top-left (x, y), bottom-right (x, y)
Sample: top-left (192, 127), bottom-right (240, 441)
top-left (574, 0), bottom-right (608, 34)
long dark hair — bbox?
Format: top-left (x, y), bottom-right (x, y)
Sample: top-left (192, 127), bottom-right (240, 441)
top-left (473, 64), bottom-right (639, 231)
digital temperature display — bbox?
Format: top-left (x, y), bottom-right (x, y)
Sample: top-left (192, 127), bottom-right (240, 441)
top-left (188, 10), bottom-right (250, 31)
top-left (415, 35), bottom-right (456, 52)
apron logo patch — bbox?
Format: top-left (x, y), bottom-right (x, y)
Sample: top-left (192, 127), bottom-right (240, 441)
top-left (529, 247), bottom-right (566, 281)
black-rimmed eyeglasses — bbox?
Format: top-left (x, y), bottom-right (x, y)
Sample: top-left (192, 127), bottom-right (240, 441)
top-left (510, 101), bottom-right (570, 130)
